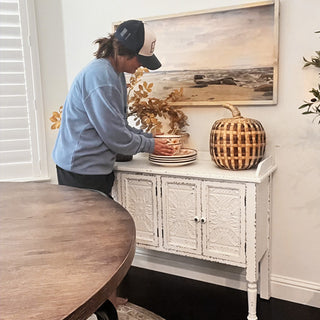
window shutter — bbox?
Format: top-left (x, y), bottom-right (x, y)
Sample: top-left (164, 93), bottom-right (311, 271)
top-left (0, 0), bottom-right (48, 180)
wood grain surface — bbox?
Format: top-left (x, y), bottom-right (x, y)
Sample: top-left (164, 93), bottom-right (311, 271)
top-left (0, 182), bottom-right (136, 320)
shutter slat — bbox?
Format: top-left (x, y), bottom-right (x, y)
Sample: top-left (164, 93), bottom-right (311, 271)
top-left (0, 106), bottom-right (28, 117)
top-left (0, 61), bottom-right (24, 72)
top-left (0, 150), bottom-right (31, 163)
top-left (0, 26), bottom-right (21, 38)
top-left (0, 84), bottom-right (26, 95)
top-left (0, 13), bottom-right (19, 25)
top-left (0, 128), bottom-right (30, 140)
top-left (0, 95), bottom-right (27, 105)
top-left (0, 3), bottom-right (18, 14)
top-left (0, 162), bottom-right (33, 180)
top-left (0, 72), bottom-right (25, 84)
top-left (0, 38), bottom-right (21, 49)
top-left (0, 117), bottom-right (29, 129)
top-left (0, 138), bottom-right (30, 151)
top-left (0, 49), bottom-right (23, 60)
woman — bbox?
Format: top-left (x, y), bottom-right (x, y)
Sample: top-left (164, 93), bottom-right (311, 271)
top-left (53, 19), bottom-right (173, 197)
top-left (52, 20), bottom-right (173, 316)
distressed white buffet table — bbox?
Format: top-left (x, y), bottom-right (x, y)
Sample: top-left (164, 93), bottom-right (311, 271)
top-left (113, 152), bottom-right (276, 320)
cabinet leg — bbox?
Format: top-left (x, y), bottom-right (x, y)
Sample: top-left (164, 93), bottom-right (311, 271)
top-left (259, 251), bottom-right (270, 299)
top-left (247, 282), bottom-right (258, 320)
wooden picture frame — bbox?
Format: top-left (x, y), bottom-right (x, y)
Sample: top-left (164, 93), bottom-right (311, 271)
top-left (114, 0), bottom-right (279, 106)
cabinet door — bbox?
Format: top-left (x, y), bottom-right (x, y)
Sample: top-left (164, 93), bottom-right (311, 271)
top-left (120, 173), bottom-right (159, 248)
top-left (162, 177), bottom-right (201, 256)
top-left (111, 172), bottom-right (120, 202)
top-left (202, 181), bottom-right (246, 264)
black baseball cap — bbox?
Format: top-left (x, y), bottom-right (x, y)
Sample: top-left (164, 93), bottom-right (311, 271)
top-left (114, 20), bottom-right (161, 70)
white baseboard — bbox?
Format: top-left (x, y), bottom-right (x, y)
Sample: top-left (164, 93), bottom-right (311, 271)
top-left (132, 249), bottom-right (320, 308)
top-left (270, 274), bottom-right (320, 308)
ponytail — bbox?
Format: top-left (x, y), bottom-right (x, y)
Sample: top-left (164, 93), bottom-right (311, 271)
top-left (93, 35), bottom-right (115, 59)
top-left (93, 34), bottom-right (136, 59)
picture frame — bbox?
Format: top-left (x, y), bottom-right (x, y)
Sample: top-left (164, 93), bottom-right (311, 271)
top-left (114, 0), bottom-right (279, 106)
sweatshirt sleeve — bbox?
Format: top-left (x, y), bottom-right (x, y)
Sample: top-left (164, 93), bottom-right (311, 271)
top-left (126, 123), bottom-right (153, 138)
top-left (83, 84), bottom-right (155, 155)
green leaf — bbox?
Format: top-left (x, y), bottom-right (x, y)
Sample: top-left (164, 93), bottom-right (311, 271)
top-left (298, 103), bottom-right (311, 109)
top-left (302, 111), bottom-right (314, 115)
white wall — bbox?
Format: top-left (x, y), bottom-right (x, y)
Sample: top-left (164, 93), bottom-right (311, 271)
top-left (34, 0), bottom-right (68, 181)
top-left (35, 0), bottom-right (320, 307)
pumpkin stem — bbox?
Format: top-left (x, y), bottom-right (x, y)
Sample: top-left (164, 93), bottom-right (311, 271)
top-left (222, 103), bottom-right (242, 118)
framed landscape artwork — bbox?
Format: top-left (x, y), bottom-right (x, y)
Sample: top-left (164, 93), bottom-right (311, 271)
top-left (114, 0), bottom-right (279, 106)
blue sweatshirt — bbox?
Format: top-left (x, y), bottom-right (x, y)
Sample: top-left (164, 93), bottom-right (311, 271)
top-left (52, 58), bottom-right (154, 175)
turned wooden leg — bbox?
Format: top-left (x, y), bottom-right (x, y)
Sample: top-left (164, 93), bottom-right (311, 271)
top-left (259, 251), bottom-right (270, 299)
top-left (247, 281), bottom-right (258, 320)
top-left (259, 177), bottom-right (272, 300)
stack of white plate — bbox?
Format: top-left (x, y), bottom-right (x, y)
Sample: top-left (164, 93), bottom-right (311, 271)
top-left (149, 148), bottom-right (197, 167)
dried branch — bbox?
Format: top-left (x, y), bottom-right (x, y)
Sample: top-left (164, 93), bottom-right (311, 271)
top-left (49, 105), bottom-right (63, 129)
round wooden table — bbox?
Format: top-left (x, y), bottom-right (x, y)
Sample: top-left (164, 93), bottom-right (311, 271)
top-left (0, 182), bottom-right (136, 320)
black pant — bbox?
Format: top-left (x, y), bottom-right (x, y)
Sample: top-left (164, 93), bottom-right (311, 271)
top-left (56, 166), bottom-right (115, 198)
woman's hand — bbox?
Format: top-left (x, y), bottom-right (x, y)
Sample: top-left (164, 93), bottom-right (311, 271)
top-left (153, 139), bottom-right (174, 156)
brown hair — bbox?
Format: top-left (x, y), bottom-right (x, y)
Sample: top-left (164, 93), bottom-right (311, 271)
top-left (93, 34), bottom-right (136, 59)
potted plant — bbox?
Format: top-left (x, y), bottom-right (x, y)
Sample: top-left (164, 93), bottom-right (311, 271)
top-left (298, 31), bottom-right (320, 123)
top-left (127, 67), bottom-right (188, 135)
top-left (117, 68), bottom-right (189, 161)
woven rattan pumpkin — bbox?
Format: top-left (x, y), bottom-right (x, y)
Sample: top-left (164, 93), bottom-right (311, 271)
top-left (210, 103), bottom-right (266, 170)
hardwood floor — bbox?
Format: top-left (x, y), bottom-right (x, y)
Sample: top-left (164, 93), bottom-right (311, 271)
top-left (119, 266), bottom-right (320, 320)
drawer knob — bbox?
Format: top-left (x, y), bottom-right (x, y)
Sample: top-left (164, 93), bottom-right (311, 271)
top-left (201, 217), bottom-right (206, 223)
top-left (194, 216), bottom-right (200, 222)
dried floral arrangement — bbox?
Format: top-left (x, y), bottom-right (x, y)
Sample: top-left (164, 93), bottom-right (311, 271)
top-left (127, 67), bottom-right (188, 135)
top-left (298, 31), bottom-right (320, 124)
top-left (50, 68), bottom-right (188, 135)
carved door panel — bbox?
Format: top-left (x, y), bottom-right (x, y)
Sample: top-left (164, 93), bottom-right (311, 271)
top-left (121, 173), bottom-right (159, 248)
top-left (202, 181), bottom-right (246, 264)
top-left (161, 177), bottom-right (201, 255)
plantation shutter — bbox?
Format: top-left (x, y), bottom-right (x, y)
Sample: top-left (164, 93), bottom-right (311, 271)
top-left (0, 0), bottom-right (48, 180)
